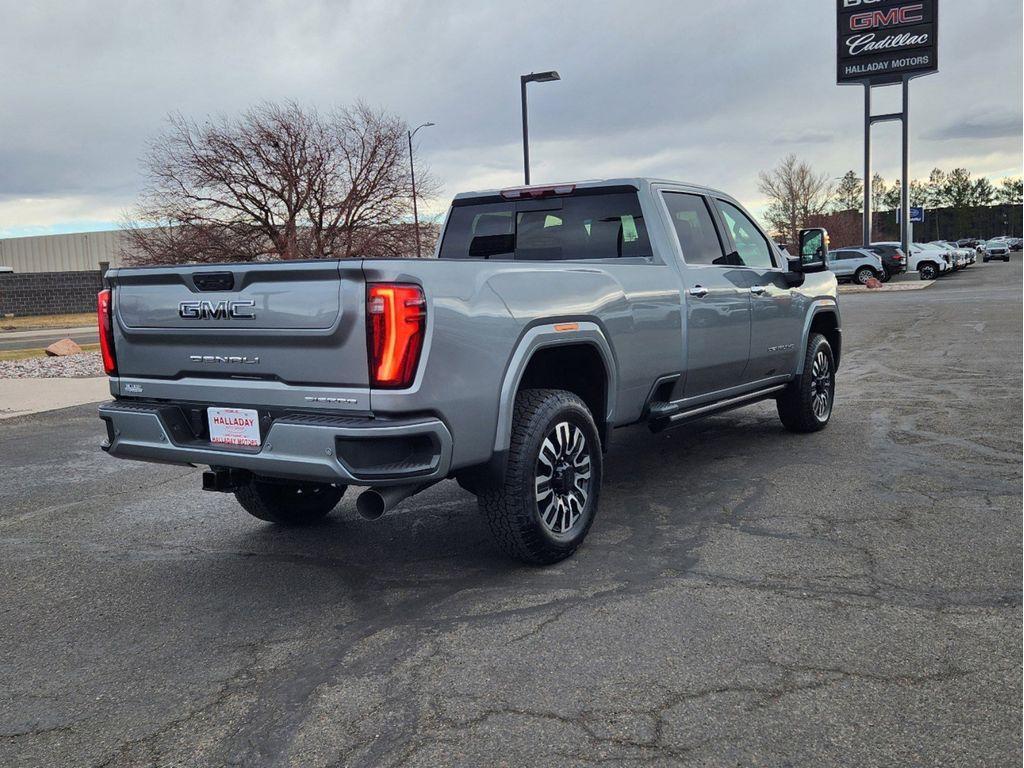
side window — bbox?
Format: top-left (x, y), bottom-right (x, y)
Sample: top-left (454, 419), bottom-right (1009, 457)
top-left (527, 193), bottom-right (652, 261)
top-left (715, 200), bottom-right (775, 269)
top-left (661, 192), bottom-right (728, 266)
top-left (438, 202), bottom-right (515, 260)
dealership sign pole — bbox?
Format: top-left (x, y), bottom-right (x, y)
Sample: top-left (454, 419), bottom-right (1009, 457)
top-left (837, 0), bottom-right (938, 256)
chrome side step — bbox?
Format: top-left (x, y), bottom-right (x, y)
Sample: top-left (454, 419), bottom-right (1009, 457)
top-left (648, 384), bottom-right (787, 433)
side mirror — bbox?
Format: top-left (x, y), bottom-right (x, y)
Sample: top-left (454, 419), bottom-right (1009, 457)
top-left (797, 228), bottom-right (829, 273)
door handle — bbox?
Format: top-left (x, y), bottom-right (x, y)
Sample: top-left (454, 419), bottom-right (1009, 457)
top-left (688, 286), bottom-right (709, 298)
top-left (749, 285), bottom-right (767, 295)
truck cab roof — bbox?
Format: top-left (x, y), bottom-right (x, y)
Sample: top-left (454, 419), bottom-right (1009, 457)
top-left (452, 177), bottom-right (736, 203)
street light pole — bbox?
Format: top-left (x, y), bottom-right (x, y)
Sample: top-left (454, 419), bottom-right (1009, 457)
top-left (520, 70), bottom-right (560, 186)
top-left (408, 121), bottom-right (434, 258)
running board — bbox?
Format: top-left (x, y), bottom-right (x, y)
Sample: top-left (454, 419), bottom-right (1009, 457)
top-left (648, 384), bottom-right (788, 433)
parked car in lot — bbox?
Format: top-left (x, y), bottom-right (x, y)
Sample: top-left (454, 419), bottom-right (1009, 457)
top-left (983, 239), bottom-right (1012, 262)
top-left (873, 241), bottom-right (950, 280)
top-left (865, 243), bottom-right (907, 279)
top-left (826, 248), bottom-right (886, 284)
top-left (931, 241), bottom-right (974, 268)
top-left (957, 238), bottom-right (983, 250)
top-left (918, 242), bottom-right (959, 271)
top-left (95, 178), bottom-right (842, 564)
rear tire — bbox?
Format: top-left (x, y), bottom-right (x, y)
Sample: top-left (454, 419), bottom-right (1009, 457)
top-left (777, 333), bottom-right (835, 433)
top-left (478, 389), bottom-right (602, 565)
top-left (234, 478), bottom-right (345, 525)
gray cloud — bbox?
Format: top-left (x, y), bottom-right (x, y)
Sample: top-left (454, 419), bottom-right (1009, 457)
top-left (0, 0), bottom-right (1021, 233)
top-left (922, 113), bottom-right (1022, 141)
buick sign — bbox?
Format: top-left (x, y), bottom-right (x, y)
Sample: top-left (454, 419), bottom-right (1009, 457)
top-left (837, 0), bottom-right (938, 85)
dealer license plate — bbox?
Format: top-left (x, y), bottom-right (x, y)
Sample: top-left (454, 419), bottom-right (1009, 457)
top-left (208, 407), bottom-right (261, 447)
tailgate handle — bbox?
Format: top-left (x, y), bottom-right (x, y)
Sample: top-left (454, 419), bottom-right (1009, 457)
top-left (193, 272), bottom-right (234, 292)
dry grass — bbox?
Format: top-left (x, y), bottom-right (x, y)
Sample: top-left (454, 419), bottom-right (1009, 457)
top-left (0, 343), bottom-right (100, 362)
top-left (0, 313), bottom-right (96, 331)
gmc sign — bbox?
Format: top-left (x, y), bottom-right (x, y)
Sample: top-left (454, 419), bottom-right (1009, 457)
top-left (837, 0), bottom-right (938, 84)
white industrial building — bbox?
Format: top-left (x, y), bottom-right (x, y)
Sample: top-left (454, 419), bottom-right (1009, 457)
top-left (0, 229), bottom-right (125, 273)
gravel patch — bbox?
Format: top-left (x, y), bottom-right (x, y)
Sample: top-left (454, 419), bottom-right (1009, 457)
top-left (0, 352), bottom-right (104, 379)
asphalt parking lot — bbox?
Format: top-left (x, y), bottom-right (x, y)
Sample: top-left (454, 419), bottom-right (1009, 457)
top-left (1, 260), bottom-right (1021, 767)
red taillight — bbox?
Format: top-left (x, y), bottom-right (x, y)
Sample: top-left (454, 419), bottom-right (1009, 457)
top-left (366, 283), bottom-right (425, 388)
top-left (97, 289), bottom-right (117, 376)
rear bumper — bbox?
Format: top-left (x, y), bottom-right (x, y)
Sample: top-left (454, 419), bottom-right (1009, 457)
top-left (98, 400), bottom-right (453, 486)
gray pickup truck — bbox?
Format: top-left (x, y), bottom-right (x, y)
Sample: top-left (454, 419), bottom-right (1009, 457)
top-left (97, 178), bottom-right (841, 564)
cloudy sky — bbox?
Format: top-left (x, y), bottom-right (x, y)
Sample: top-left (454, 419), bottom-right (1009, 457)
top-left (1, 0), bottom-right (1021, 238)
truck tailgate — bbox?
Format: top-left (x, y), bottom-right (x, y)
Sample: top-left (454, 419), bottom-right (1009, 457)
top-left (109, 261), bottom-right (368, 390)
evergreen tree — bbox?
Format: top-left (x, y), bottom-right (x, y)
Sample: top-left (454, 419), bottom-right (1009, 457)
top-left (970, 177), bottom-right (996, 206)
top-left (943, 168), bottom-right (974, 209)
top-left (997, 177), bottom-right (1023, 205)
top-left (832, 171), bottom-right (863, 212)
top-left (881, 180), bottom-right (902, 211)
top-left (926, 168), bottom-right (948, 208)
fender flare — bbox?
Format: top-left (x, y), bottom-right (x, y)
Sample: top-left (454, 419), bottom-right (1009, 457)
top-left (796, 301), bottom-right (842, 375)
top-left (492, 321), bottom-right (618, 453)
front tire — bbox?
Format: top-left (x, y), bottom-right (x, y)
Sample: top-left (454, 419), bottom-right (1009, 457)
top-left (854, 266), bottom-right (875, 285)
top-left (919, 263), bottom-right (938, 280)
top-left (777, 333), bottom-right (835, 433)
top-left (234, 478), bottom-right (345, 525)
top-left (478, 389), bottom-right (602, 565)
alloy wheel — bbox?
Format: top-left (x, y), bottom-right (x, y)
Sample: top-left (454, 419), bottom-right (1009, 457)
top-left (810, 350), bottom-right (832, 422)
top-left (535, 421), bottom-right (592, 535)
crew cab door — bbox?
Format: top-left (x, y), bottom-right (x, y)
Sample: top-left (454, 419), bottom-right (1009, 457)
top-left (711, 198), bottom-right (803, 382)
top-left (660, 191), bottom-right (751, 398)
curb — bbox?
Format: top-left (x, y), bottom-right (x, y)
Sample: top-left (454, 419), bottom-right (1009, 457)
top-left (838, 280), bottom-right (935, 294)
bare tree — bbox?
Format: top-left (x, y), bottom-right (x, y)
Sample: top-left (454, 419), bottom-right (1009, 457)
top-left (122, 101), bottom-right (437, 265)
top-left (758, 155), bottom-right (833, 249)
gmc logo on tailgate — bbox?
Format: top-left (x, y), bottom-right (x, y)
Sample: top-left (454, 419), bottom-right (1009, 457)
top-left (178, 299), bottom-right (255, 320)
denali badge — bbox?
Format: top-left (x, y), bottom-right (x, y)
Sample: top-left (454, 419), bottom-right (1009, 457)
top-left (179, 299), bottom-right (255, 320)
top-left (189, 355), bottom-right (260, 365)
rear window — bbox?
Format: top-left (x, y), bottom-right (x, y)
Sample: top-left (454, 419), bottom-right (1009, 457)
top-left (439, 191), bottom-right (652, 261)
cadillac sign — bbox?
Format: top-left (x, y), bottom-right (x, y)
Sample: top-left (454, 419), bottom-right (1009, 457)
top-left (837, 0), bottom-right (938, 84)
